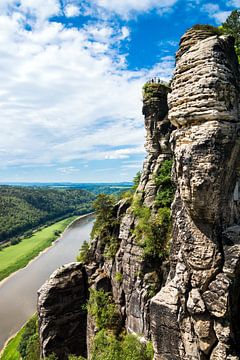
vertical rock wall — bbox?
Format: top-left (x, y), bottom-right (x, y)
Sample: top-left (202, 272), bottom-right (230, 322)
top-left (38, 26), bottom-right (240, 360)
top-left (86, 82), bottom-right (173, 343)
top-left (38, 263), bottom-right (88, 359)
top-left (150, 28), bottom-right (240, 360)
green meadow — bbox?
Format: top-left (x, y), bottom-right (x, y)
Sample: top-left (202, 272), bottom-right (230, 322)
top-left (0, 216), bottom-right (78, 282)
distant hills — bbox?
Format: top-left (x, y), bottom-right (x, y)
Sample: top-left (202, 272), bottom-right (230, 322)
top-left (0, 183), bottom-right (132, 244)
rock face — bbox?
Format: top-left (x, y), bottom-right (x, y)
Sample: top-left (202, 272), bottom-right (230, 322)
top-left (38, 263), bottom-right (88, 360)
top-left (150, 28), bottom-right (240, 360)
top-left (38, 26), bottom-right (240, 360)
top-left (85, 81), bottom-right (173, 348)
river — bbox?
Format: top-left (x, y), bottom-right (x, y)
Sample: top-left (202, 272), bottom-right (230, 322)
top-left (0, 214), bottom-right (94, 350)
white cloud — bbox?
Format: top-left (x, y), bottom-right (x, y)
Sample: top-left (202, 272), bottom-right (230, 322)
top-left (77, 0), bottom-right (178, 19)
top-left (0, 3), bottom-right (174, 171)
top-left (64, 4), bottom-right (80, 17)
top-left (227, 0), bottom-right (240, 7)
top-left (202, 3), bottom-right (231, 24)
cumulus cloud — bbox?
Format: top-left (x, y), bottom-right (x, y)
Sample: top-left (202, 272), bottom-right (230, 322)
top-left (64, 4), bottom-right (80, 17)
top-left (91, 0), bottom-right (178, 18)
top-left (202, 3), bottom-right (231, 23)
top-left (0, 1), bottom-right (174, 172)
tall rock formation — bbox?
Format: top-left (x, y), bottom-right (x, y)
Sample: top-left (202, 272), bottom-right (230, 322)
top-left (38, 263), bottom-right (88, 359)
top-left (38, 26), bottom-right (240, 360)
top-left (150, 27), bottom-right (240, 360)
top-left (86, 80), bottom-right (173, 347)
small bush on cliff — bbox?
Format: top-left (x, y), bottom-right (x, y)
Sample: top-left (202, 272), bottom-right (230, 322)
top-left (132, 160), bottom-right (173, 261)
top-left (133, 197), bottom-right (171, 260)
top-left (90, 194), bottom-right (120, 259)
top-left (87, 289), bottom-right (118, 330)
top-left (192, 24), bottom-right (223, 35)
top-left (91, 330), bottom-right (154, 360)
top-left (154, 160), bottom-right (174, 208)
top-left (77, 240), bottom-right (90, 263)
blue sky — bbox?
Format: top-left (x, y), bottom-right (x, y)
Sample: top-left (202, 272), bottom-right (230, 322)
top-left (0, 0), bottom-right (239, 183)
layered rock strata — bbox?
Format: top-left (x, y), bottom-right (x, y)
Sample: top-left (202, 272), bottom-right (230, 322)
top-left (86, 81), bottom-right (173, 346)
top-left (38, 26), bottom-right (240, 360)
top-left (150, 28), bottom-right (240, 360)
top-left (38, 263), bottom-right (88, 359)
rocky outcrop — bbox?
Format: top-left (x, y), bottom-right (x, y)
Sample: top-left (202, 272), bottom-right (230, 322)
top-left (150, 28), bottom-right (240, 360)
top-left (85, 81), bottom-right (173, 347)
top-left (38, 26), bottom-right (240, 360)
top-left (38, 263), bottom-right (88, 360)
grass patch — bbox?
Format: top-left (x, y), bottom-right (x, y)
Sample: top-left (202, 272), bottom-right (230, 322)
top-left (0, 216), bottom-right (78, 282)
top-left (0, 314), bottom-right (36, 360)
top-left (0, 327), bottom-right (24, 360)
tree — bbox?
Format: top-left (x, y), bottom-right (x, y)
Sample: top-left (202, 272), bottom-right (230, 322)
top-left (222, 10), bottom-right (240, 62)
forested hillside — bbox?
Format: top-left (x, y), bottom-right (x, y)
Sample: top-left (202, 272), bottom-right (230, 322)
top-left (0, 186), bottom-right (95, 243)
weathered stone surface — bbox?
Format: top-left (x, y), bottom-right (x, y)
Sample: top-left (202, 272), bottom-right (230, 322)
top-left (38, 25), bottom-right (240, 360)
top-left (187, 288), bottom-right (205, 315)
top-left (38, 263), bottom-right (88, 360)
top-left (151, 26), bottom-right (240, 360)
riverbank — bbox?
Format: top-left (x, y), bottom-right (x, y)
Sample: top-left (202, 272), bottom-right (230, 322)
top-left (0, 213), bottom-right (92, 283)
top-left (0, 214), bottom-right (94, 352)
top-left (0, 316), bottom-right (34, 360)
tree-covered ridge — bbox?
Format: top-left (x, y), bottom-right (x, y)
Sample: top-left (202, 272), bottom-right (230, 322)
top-left (0, 186), bottom-right (95, 243)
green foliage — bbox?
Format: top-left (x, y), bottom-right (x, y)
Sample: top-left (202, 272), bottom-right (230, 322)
top-left (142, 81), bottom-right (170, 101)
top-left (91, 194), bottom-right (120, 259)
top-left (87, 289), bottom-right (118, 331)
top-left (77, 240), bottom-right (91, 264)
top-left (222, 10), bottom-right (240, 62)
top-left (68, 356), bottom-right (86, 360)
top-left (25, 333), bottom-right (40, 360)
top-left (114, 272), bottom-right (123, 282)
top-left (45, 354), bottom-right (58, 360)
top-left (133, 201), bottom-right (171, 260)
top-left (132, 160), bottom-right (173, 261)
top-left (18, 316), bottom-right (39, 360)
top-left (192, 24), bottom-right (223, 35)
top-left (91, 330), bottom-right (154, 360)
top-left (154, 160), bottom-right (174, 208)
top-left (133, 171), bottom-right (142, 190)
top-left (0, 186), bottom-right (94, 244)
top-left (10, 238), bottom-right (21, 245)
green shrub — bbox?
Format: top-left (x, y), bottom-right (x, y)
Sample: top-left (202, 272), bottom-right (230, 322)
top-left (133, 171), bottom-right (142, 190)
top-left (91, 330), bottom-right (154, 360)
top-left (10, 238), bottom-right (21, 245)
top-left (192, 24), bottom-right (223, 35)
top-left (77, 240), bottom-right (91, 263)
top-left (142, 81), bottom-right (170, 101)
top-left (18, 316), bottom-right (38, 359)
top-left (154, 160), bottom-right (174, 208)
top-left (45, 354), bottom-right (58, 360)
top-left (114, 272), bottom-right (123, 282)
top-left (87, 289), bottom-right (118, 330)
top-left (25, 333), bottom-right (40, 360)
top-left (90, 194), bottom-right (120, 259)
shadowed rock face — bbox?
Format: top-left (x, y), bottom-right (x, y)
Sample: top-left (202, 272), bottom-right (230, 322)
top-left (38, 263), bottom-right (88, 360)
top-left (150, 28), bottom-right (240, 360)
